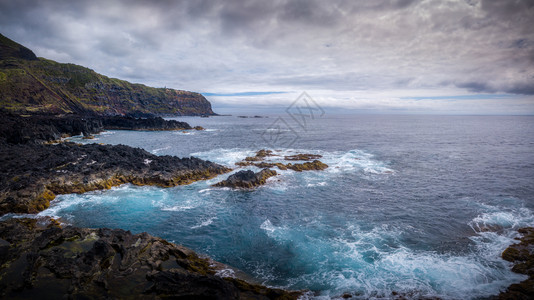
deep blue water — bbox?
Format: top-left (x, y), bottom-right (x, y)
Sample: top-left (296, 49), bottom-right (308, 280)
top-left (35, 115), bottom-right (534, 299)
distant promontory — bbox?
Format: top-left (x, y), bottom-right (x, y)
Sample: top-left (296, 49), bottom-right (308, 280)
top-left (0, 33), bottom-right (214, 116)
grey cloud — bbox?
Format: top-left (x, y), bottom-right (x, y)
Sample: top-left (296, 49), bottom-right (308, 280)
top-left (0, 0), bottom-right (533, 105)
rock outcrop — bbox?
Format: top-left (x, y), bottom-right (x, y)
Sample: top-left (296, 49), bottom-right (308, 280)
top-left (284, 154), bottom-right (322, 161)
top-left (0, 217), bottom-right (300, 299)
top-left (0, 33), bottom-right (215, 116)
top-left (235, 150), bottom-right (329, 172)
top-left (0, 142), bottom-right (231, 215)
top-left (0, 111), bottom-right (193, 144)
top-left (214, 169), bottom-right (277, 188)
top-left (499, 227), bottom-right (534, 299)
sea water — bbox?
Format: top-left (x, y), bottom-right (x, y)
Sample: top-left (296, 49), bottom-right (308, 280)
top-left (37, 115), bottom-right (534, 299)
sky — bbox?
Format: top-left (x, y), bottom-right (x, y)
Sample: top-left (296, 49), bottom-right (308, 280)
top-left (1, 0), bottom-right (533, 114)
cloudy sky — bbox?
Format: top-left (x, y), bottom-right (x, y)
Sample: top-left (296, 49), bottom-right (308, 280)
top-left (1, 0), bottom-right (533, 114)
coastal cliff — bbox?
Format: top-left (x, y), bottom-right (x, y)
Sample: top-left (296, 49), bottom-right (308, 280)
top-left (0, 33), bottom-right (214, 116)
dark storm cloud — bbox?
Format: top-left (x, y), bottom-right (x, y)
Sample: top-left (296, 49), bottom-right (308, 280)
top-left (0, 0), bottom-right (533, 108)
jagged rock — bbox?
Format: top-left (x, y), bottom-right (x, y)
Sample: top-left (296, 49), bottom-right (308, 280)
top-left (234, 150), bottom-right (327, 172)
top-left (256, 149), bottom-right (274, 157)
top-left (0, 111), bottom-right (193, 144)
top-left (499, 227), bottom-right (534, 299)
top-left (0, 142), bottom-right (231, 215)
top-left (286, 160), bottom-right (328, 172)
top-left (0, 218), bottom-right (301, 299)
top-left (242, 150), bottom-right (275, 162)
top-left (235, 160), bottom-right (328, 172)
top-left (213, 169), bottom-right (277, 188)
top-left (100, 115), bottom-right (191, 131)
top-left (284, 154), bottom-right (322, 161)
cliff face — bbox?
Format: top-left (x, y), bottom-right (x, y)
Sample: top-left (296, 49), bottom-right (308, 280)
top-left (0, 34), bottom-right (214, 116)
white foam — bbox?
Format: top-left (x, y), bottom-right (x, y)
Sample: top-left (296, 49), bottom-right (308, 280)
top-left (255, 213), bottom-right (531, 299)
top-left (160, 205), bottom-right (195, 212)
top-left (191, 217), bottom-right (217, 229)
top-left (469, 208), bottom-right (534, 233)
top-left (215, 268), bottom-right (236, 278)
top-left (172, 131), bottom-right (195, 135)
top-left (151, 146), bottom-right (171, 154)
top-left (199, 188), bottom-right (213, 194)
top-left (191, 148), bottom-right (256, 167)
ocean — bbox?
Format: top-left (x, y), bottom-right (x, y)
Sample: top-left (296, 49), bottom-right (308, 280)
top-left (38, 114), bottom-right (534, 299)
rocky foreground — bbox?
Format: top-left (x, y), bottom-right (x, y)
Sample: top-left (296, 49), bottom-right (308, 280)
top-left (0, 113), bottom-right (302, 299)
top-left (0, 217), bottom-right (300, 299)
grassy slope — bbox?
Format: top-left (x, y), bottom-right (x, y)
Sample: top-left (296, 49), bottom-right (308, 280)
top-left (0, 34), bottom-right (214, 116)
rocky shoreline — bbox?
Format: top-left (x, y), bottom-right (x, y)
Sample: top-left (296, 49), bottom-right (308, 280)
top-left (0, 113), bottom-right (301, 299)
top-left (0, 111), bottom-right (196, 144)
top-left (498, 227), bottom-right (534, 299)
top-left (0, 142), bottom-right (231, 215)
top-left (0, 217), bottom-right (300, 299)
top-left (0, 112), bottom-right (530, 299)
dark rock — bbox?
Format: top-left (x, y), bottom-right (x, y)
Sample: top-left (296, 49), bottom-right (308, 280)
top-left (0, 33), bottom-right (37, 60)
top-left (499, 227), bottom-right (534, 299)
top-left (236, 160), bottom-right (328, 172)
top-left (286, 160), bottom-right (328, 172)
top-left (0, 140), bottom-right (231, 216)
top-left (0, 218), bottom-right (301, 299)
top-left (213, 169), bottom-right (277, 188)
top-left (100, 115), bottom-right (191, 131)
top-left (0, 111), bottom-right (193, 144)
top-left (284, 154), bottom-right (322, 161)
top-left (256, 149), bottom-right (274, 157)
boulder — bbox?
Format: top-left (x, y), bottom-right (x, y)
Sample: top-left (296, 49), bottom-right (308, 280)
top-left (214, 169), bottom-right (277, 188)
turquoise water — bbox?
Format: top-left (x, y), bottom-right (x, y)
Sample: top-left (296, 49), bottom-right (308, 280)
top-left (36, 115), bottom-right (534, 299)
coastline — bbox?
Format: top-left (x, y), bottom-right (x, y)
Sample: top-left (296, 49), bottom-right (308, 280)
top-left (0, 112), bottom-right (301, 299)
top-left (0, 112), bottom-right (532, 298)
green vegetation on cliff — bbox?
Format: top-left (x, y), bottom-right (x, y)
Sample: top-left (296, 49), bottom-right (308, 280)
top-left (0, 33), bottom-right (214, 116)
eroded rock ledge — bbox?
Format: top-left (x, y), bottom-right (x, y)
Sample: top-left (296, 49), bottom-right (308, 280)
top-left (235, 150), bottom-right (329, 172)
top-left (0, 112), bottom-right (231, 216)
top-left (0, 217), bottom-right (300, 299)
top-left (0, 142), bottom-right (231, 215)
top-left (214, 169), bottom-right (278, 189)
top-left (499, 227), bottom-right (534, 299)
top-left (0, 111), bottom-right (197, 144)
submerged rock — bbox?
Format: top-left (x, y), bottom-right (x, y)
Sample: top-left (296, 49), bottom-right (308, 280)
top-left (234, 150), bottom-right (328, 173)
top-left (284, 154), bottom-right (322, 161)
top-left (235, 160), bottom-right (328, 172)
top-left (214, 169), bottom-right (277, 188)
top-left (499, 227), bottom-right (534, 299)
top-left (0, 218), bottom-right (300, 299)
